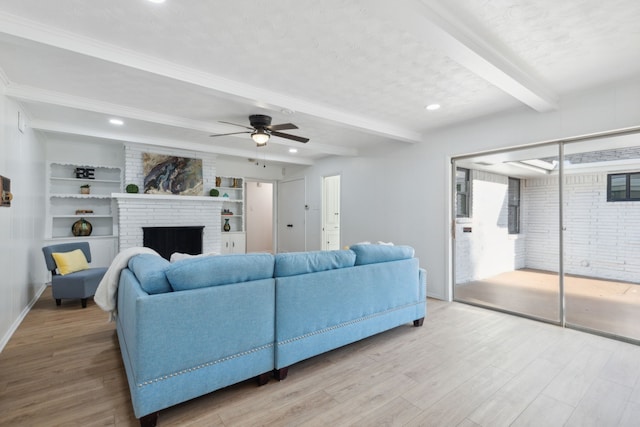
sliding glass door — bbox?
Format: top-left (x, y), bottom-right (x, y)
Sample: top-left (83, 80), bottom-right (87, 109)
top-left (562, 137), bottom-right (640, 342)
top-left (453, 143), bottom-right (562, 324)
top-left (453, 132), bottom-right (640, 343)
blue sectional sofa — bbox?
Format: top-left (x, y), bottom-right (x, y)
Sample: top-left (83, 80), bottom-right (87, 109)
top-left (114, 245), bottom-right (426, 426)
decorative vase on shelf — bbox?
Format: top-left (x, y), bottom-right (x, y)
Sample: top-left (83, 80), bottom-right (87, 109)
top-left (223, 218), bottom-right (231, 232)
top-left (72, 218), bottom-right (93, 236)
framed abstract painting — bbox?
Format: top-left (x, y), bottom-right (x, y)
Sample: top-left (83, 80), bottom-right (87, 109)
top-left (142, 153), bottom-right (203, 196)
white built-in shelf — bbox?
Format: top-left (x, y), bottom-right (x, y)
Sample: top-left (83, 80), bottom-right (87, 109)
top-left (52, 214), bottom-right (113, 219)
top-left (216, 176), bottom-right (245, 237)
top-left (50, 177), bottom-right (120, 184)
top-left (50, 194), bottom-right (115, 199)
top-left (47, 163), bottom-right (122, 239)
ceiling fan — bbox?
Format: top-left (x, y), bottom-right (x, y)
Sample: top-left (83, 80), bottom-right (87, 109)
top-left (210, 114), bottom-right (309, 146)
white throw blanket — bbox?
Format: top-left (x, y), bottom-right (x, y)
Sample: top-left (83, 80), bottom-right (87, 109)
top-left (94, 246), bottom-right (160, 321)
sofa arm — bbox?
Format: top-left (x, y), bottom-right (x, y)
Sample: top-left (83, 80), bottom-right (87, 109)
top-left (419, 268), bottom-right (427, 302)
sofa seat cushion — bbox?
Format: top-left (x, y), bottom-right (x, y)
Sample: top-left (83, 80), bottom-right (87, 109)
top-left (274, 250), bottom-right (356, 277)
top-left (166, 253), bottom-right (275, 291)
top-left (350, 244), bottom-right (415, 266)
top-left (128, 254), bottom-right (172, 294)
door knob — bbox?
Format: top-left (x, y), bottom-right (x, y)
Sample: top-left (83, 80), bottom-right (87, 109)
top-left (287, 224), bottom-right (293, 228)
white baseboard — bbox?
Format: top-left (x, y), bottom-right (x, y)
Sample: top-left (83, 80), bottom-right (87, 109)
top-left (0, 283), bottom-right (47, 353)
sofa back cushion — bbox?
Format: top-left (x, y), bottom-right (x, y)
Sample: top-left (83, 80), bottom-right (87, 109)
top-left (166, 253), bottom-right (275, 291)
top-left (349, 244), bottom-right (415, 266)
top-left (128, 254), bottom-right (172, 294)
top-left (274, 250), bottom-right (356, 277)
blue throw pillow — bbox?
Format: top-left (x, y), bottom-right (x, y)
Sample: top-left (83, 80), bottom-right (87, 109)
top-left (166, 253), bottom-right (275, 291)
top-left (274, 250), bottom-right (356, 277)
top-left (127, 254), bottom-right (172, 294)
top-left (350, 244), bottom-right (415, 266)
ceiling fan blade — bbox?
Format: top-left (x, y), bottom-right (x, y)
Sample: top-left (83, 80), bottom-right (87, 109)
top-left (209, 131), bottom-right (251, 137)
top-left (266, 123), bottom-right (298, 131)
top-left (270, 130), bottom-right (309, 143)
top-left (219, 120), bottom-right (254, 131)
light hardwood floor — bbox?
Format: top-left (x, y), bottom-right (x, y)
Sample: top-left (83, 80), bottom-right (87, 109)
top-left (2, 287), bottom-right (640, 426)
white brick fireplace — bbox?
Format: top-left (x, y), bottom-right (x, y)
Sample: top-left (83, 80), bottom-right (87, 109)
top-left (114, 193), bottom-right (223, 255)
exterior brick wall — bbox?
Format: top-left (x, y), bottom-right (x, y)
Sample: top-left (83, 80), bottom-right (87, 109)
top-left (459, 169), bottom-right (640, 284)
top-left (526, 173), bottom-right (640, 283)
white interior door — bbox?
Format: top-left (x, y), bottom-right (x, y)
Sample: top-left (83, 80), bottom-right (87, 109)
top-left (277, 178), bottom-right (306, 253)
top-left (322, 175), bottom-right (341, 250)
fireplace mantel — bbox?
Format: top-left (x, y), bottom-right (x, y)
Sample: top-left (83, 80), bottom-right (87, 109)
top-left (112, 193), bottom-right (225, 203)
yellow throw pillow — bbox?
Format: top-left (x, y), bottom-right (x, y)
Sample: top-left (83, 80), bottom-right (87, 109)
top-left (52, 249), bottom-right (89, 275)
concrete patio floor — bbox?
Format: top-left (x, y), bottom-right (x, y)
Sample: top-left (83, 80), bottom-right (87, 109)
top-left (454, 268), bottom-right (640, 342)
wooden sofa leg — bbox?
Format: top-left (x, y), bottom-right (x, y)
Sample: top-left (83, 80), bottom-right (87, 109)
top-left (413, 317), bottom-right (424, 327)
top-left (81, 298), bottom-right (88, 308)
top-left (257, 372), bottom-right (271, 386)
top-left (55, 299), bottom-right (61, 306)
top-left (139, 412), bottom-right (159, 427)
top-left (274, 367), bottom-right (289, 381)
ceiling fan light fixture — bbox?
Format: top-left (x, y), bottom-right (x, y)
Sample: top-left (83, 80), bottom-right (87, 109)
top-left (252, 129), bottom-right (270, 146)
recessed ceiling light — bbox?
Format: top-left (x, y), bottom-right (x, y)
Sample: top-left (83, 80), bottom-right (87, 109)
top-left (281, 108), bottom-right (294, 115)
top-left (425, 104), bottom-right (441, 111)
top-left (147, 0), bottom-right (166, 3)
top-left (289, 148), bottom-right (298, 153)
top-left (109, 118), bottom-right (124, 126)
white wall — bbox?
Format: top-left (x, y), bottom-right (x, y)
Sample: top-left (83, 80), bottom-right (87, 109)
top-left (455, 170), bottom-right (526, 283)
top-left (290, 77), bottom-right (640, 301)
top-left (215, 156), bottom-right (305, 182)
top-left (0, 86), bottom-right (47, 352)
top-left (46, 134), bottom-right (124, 168)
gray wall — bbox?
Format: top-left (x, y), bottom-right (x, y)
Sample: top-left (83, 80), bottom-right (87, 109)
top-left (0, 84), bottom-right (47, 351)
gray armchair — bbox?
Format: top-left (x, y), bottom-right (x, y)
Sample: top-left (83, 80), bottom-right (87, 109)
top-left (42, 242), bottom-right (108, 308)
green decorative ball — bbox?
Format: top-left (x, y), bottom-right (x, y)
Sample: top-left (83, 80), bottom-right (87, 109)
top-left (126, 184), bottom-right (139, 193)
top-left (209, 188), bottom-right (220, 197)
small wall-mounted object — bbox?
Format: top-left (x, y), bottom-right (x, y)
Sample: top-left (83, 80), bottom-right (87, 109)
top-left (0, 175), bottom-right (12, 207)
top-left (463, 227), bottom-right (472, 233)
top-left (75, 167), bottom-right (95, 179)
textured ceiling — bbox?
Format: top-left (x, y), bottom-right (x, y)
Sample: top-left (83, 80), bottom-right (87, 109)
top-left (0, 0), bottom-right (639, 165)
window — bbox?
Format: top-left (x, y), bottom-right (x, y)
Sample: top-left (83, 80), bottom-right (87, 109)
top-left (508, 177), bottom-right (520, 234)
top-left (607, 172), bottom-right (640, 201)
top-left (456, 168), bottom-right (470, 218)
